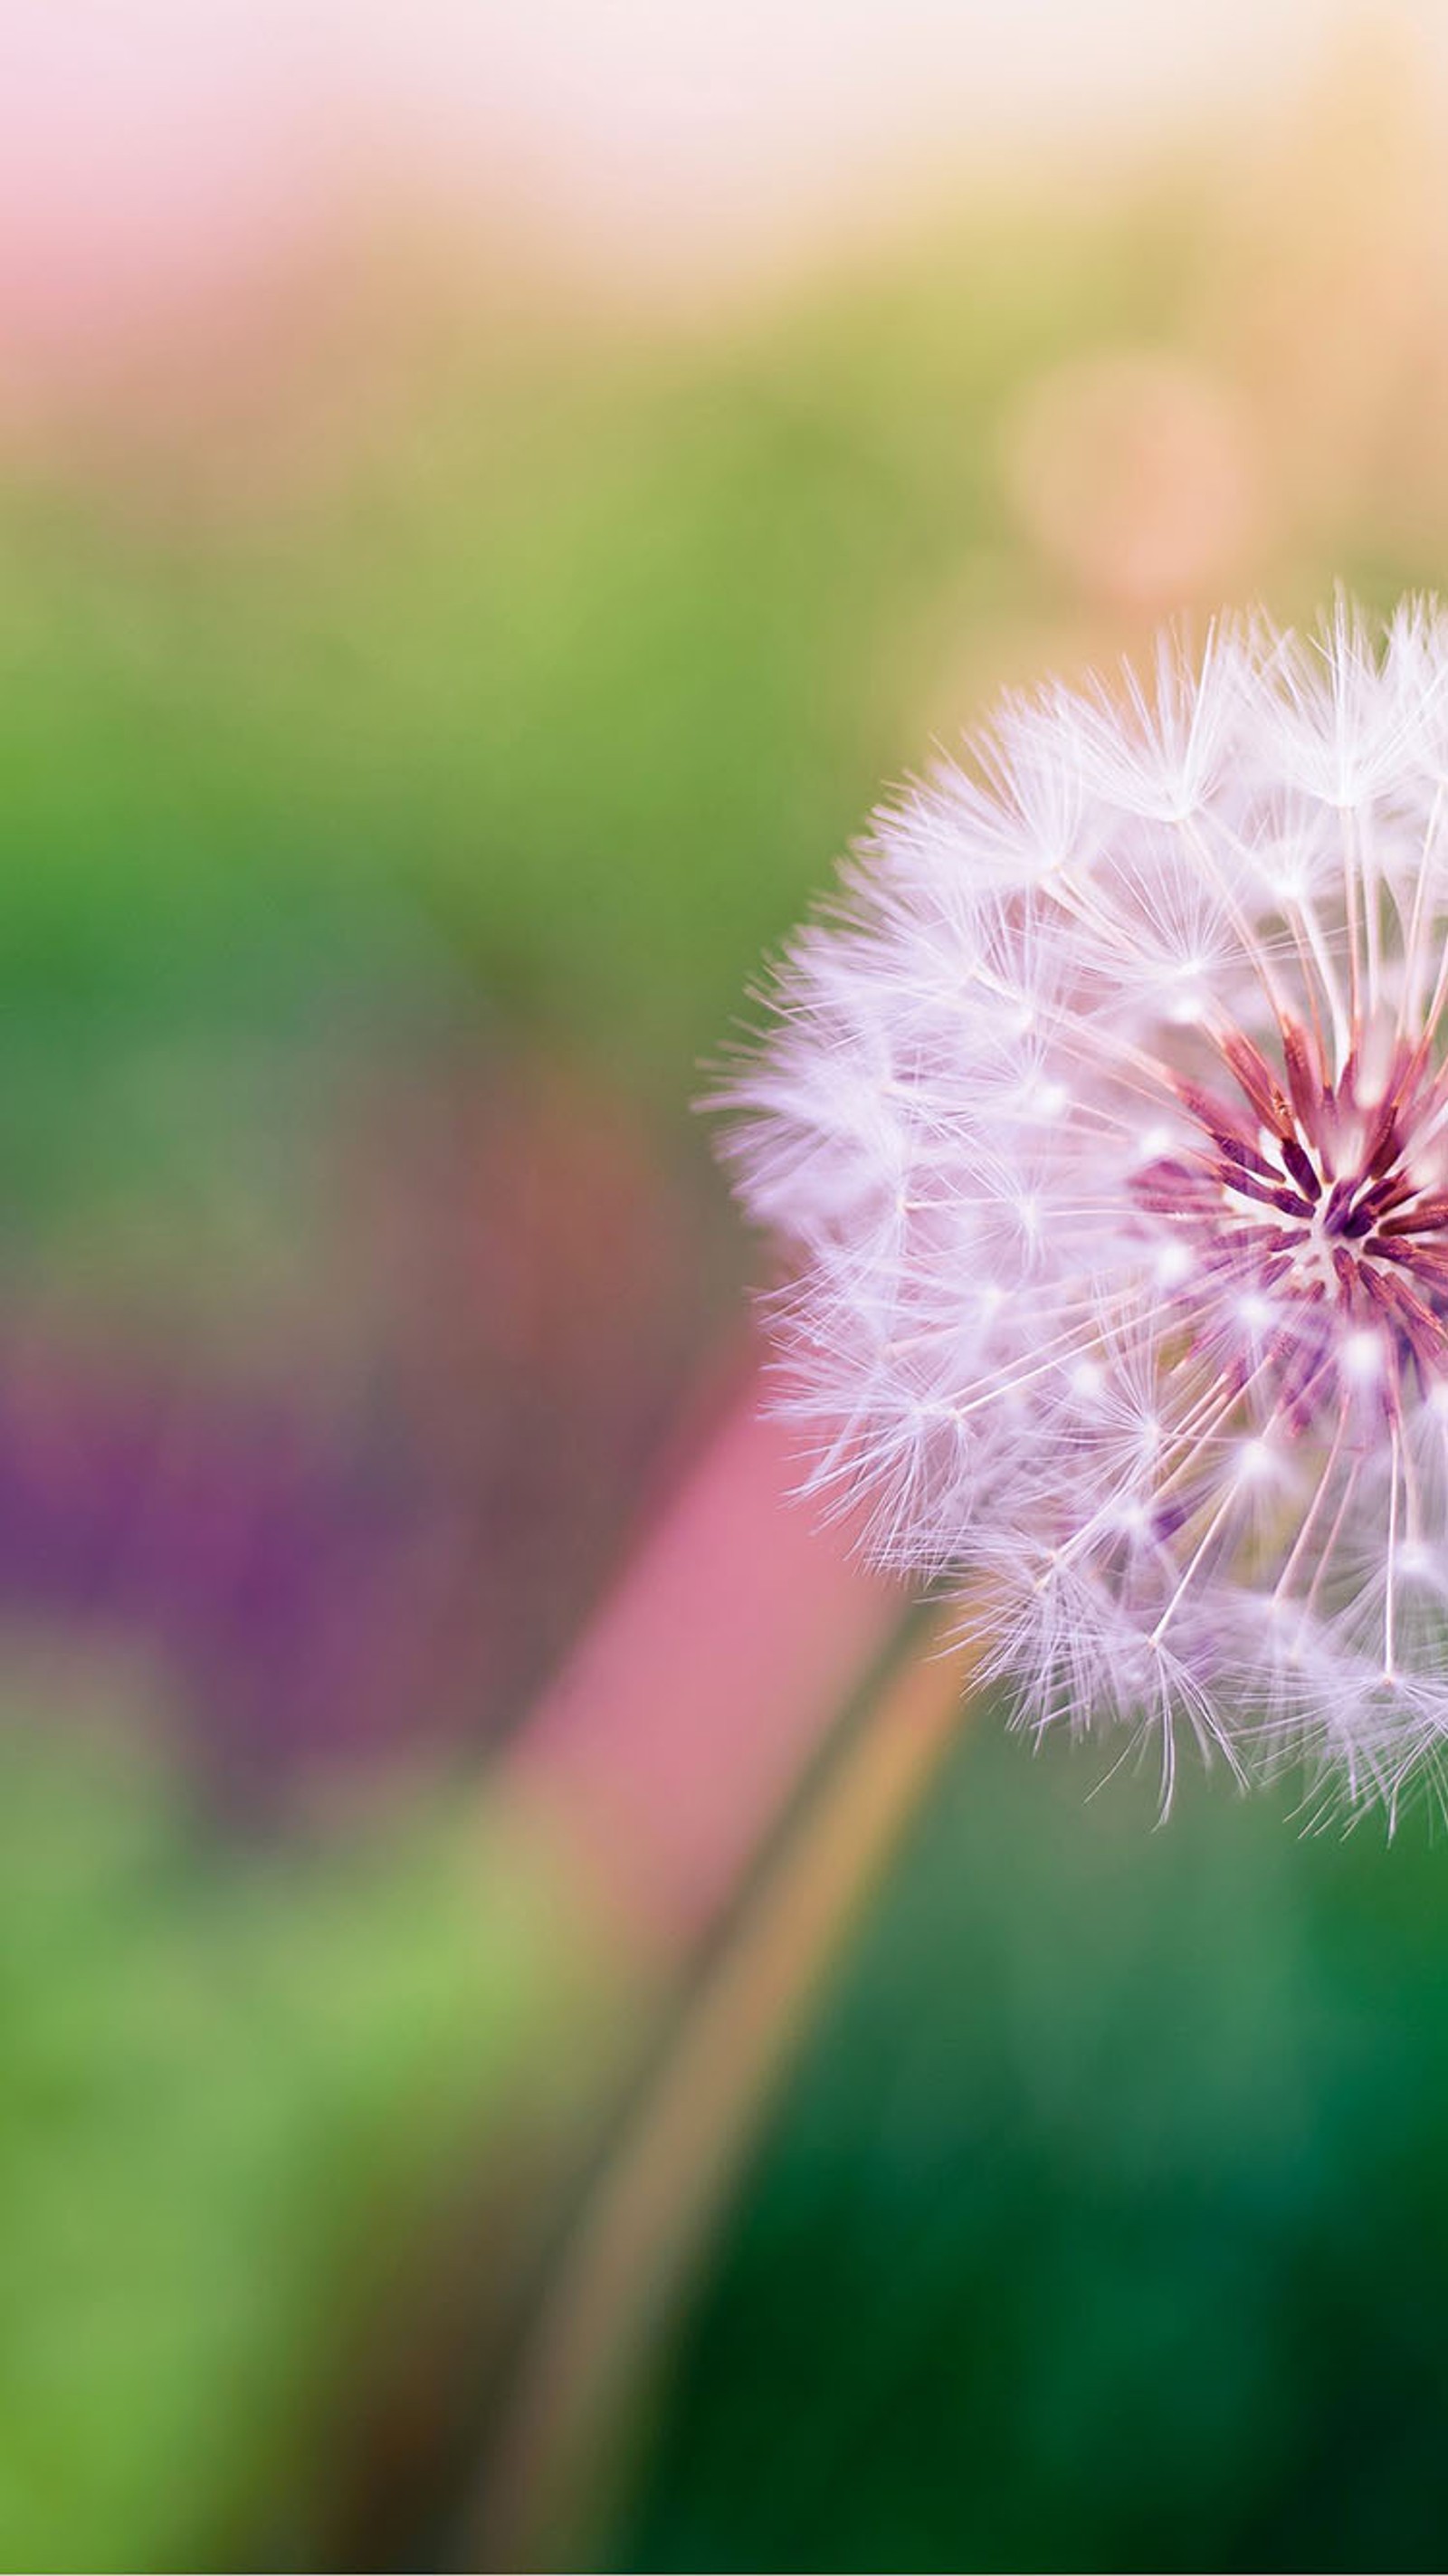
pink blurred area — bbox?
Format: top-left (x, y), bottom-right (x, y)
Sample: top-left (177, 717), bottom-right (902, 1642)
top-left (504, 1369), bottom-right (903, 1951)
top-left (0, 0), bottom-right (1434, 403)
top-left (0, 5), bottom-right (328, 387)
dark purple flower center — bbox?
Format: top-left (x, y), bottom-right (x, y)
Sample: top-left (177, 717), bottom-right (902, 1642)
top-left (1136, 1012), bottom-right (1448, 1392)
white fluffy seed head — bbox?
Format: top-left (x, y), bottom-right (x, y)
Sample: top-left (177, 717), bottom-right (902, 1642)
top-left (718, 597), bottom-right (1448, 1822)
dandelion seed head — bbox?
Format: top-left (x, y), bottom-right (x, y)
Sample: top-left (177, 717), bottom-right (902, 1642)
top-left (719, 596), bottom-right (1448, 1817)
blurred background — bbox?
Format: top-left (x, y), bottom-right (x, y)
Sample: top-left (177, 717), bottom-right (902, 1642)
top-left (9, 4), bottom-right (1448, 2569)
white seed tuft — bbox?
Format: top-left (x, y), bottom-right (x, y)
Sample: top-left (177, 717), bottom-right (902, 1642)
top-left (718, 598), bottom-right (1448, 1818)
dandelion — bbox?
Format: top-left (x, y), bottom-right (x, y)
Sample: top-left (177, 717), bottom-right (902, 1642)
top-left (719, 598), bottom-right (1448, 1820)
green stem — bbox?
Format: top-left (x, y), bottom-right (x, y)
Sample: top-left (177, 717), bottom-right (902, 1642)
top-left (471, 1604), bottom-right (976, 2570)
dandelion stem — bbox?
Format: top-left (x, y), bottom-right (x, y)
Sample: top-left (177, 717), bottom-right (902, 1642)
top-left (468, 1603), bottom-right (977, 2571)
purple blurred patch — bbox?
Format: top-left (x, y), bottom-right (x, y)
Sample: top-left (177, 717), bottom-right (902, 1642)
top-left (0, 1054), bottom-right (720, 1813)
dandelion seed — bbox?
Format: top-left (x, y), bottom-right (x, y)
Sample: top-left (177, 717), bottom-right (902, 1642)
top-left (717, 597), bottom-right (1448, 1818)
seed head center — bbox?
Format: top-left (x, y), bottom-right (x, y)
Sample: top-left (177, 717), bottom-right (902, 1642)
top-left (1135, 1012), bottom-right (1448, 1390)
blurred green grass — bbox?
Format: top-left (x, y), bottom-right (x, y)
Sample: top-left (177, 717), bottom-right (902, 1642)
top-left (0, 1667), bottom-right (612, 2573)
top-left (608, 1722), bottom-right (1448, 2576)
top-left (0, 196), bottom-right (1224, 1104)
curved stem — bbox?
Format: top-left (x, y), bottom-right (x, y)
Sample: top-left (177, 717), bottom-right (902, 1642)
top-left (471, 1602), bottom-right (978, 2571)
